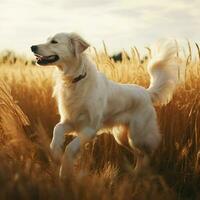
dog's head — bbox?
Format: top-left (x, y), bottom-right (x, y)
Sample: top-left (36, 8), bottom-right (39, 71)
top-left (31, 32), bottom-right (90, 71)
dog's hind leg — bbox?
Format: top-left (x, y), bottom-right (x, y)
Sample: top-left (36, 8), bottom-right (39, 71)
top-left (128, 106), bottom-right (161, 174)
top-left (50, 122), bottom-right (72, 160)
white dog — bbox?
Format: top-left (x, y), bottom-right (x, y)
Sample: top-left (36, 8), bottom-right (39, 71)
top-left (31, 33), bottom-right (178, 177)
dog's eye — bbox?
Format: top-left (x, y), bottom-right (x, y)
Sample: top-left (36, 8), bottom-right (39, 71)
top-left (51, 40), bottom-right (58, 44)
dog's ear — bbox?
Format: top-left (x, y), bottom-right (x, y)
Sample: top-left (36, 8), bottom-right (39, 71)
top-left (69, 33), bottom-right (90, 56)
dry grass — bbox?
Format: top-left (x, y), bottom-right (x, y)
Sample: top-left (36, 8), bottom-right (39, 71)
top-left (0, 45), bottom-right (199, 200)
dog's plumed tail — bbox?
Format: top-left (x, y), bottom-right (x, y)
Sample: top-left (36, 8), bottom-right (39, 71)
top-left (147, 39), bottom-right (178, 105)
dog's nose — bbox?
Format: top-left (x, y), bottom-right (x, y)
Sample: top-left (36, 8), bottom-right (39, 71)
top-left (31, 45), bottom-right (38, 53)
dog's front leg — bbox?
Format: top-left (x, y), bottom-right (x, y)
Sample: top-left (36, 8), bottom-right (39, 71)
top-left (50, 122), bottom-right (72, 160)
top-left (59, 127), bottom-right (96, 178)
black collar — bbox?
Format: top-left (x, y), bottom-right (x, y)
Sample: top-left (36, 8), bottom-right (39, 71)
top-left (72, 72), bottom-right (87, 83)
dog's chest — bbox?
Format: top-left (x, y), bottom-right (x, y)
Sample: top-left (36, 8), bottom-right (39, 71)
top-left (56, 85), bottom-right (89, 124)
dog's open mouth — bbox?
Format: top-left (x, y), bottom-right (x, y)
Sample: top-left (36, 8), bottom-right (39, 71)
top-left (34, 54), bottom-right (59, 65)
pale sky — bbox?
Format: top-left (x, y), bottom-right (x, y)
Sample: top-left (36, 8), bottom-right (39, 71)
top-left (0, 0), bottom-right (199, 55)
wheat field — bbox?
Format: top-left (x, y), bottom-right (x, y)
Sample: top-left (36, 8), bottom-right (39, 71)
top-left (0, 44), bottom-right (199, 200)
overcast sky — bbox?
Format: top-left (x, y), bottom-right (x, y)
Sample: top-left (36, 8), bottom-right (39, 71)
top-left (0, 0), bottom-right (199, 55)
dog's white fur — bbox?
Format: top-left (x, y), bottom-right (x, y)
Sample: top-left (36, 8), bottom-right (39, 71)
top-left (32, 33), bottom-right (178, 177)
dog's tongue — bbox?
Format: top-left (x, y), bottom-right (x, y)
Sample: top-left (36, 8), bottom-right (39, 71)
top-left (35, 54), bottom-right (56, 61)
